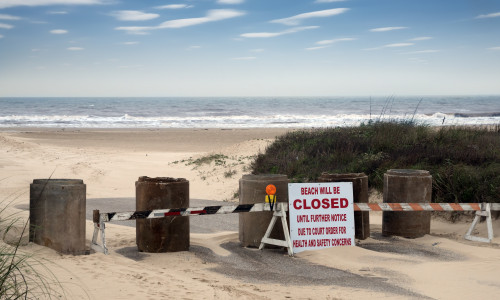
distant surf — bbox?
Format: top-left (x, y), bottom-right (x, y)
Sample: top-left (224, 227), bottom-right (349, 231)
top-left (1, 96), bottom-right (499, 128)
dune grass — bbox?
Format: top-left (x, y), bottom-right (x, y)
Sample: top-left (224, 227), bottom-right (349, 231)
top-left (251, 121), bottom-right (500, 203)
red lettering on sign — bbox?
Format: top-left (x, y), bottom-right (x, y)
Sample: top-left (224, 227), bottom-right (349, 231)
top-left (293, 199), bottom-right (349, 210)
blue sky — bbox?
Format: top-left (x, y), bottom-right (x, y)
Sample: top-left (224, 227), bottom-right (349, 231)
top-left (0, 0), bottom-right (499, 97)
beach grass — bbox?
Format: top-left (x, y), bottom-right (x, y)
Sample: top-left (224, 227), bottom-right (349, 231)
top-left (251, 121), bottom-right (500, 203)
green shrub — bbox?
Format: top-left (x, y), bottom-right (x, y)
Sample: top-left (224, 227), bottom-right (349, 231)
top-left (251, 122), bottom-right (500, 203)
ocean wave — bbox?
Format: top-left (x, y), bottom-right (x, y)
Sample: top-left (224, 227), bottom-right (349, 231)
top-left (0, 113), bottom-right (499, 128)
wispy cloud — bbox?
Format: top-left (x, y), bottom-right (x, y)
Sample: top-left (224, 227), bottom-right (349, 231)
top-left (385, 43), bottom-right (414, 47)
top-left (231, 56), bottom-right (256, 60)
top-left (250, 48), bottom-right (264, 52)
top-left (0, 14), bottom-right (21, 20)
top-left (364, 42), bottom-right (414, 51)
top-left (111, 10), bottom-right (159, 21)
top-left (316, 37), bottom-right (356, 45)
top-left (0, 23), bottom-right (14, 29)
top-left (218, 0), bottom-right (245, 4)
top-left (0, 0), bottom-right (109, 9)
top-left (404, 49), bottom-right (439, 54)
top-left (476, 12), bottom-right (500, 19)
top-left (241, 26), bottom-right (318, 38)
top-left (67, 47), bottom-right (84, 51)
top-left (159, 9), bottom-right (244, 28)
top-left (50, 29), bottom-right (68, 34)
top-left (0, 34), bottom-right (3, 39)
top-left (48, 11), bottom-right (68, 15)
top-left (116, 9), bottom-right (245, 34)
top-left (370, 26), bottom-right (407, 32)
top-left (155, 4), bottom-right (193, 10)
top-left (187, 45), bottom-right (201, 50)
top-left (488, 46), bottom-right (500, 50)
top-left (122, 41), bottom-right (139, 45)
top-left (306, 46), bottom-right (329, 51)
top-left (409, 36), bottom-right (432, 41)
top-left (315, 0), bottom-right (346, 3)
top-left (271, 8), bottom-right (349, 26)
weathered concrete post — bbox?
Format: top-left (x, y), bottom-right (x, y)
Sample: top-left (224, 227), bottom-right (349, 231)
top-left (382, 169), bottom-right (432, 238)
top-left (29, 179), bottom-right (86, 255)
top-left (318, 172), bottom-right (370, 240)
top-left (136, 176), bottom-right (189, 252)
top-left (239, 174), bottom-right (289, 247)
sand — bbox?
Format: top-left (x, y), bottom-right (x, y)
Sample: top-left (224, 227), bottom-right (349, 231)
top-left (1, 128), bottom-right (499, 299)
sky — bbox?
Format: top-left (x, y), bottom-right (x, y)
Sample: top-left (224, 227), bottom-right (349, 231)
top-left (0, 0), bottom-right (499, 97)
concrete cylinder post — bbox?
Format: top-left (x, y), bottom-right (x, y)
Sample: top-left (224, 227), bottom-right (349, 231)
top-left (318, 172), bottom-right (370, 240)
top-left (136, 176), bottom-right (189, 253)
top-left (29, 179), bottom-right (86, 255)
top-left (382, 169), bottom-right (432, 238)
top-left (239, 174), bottom-right (289, 248)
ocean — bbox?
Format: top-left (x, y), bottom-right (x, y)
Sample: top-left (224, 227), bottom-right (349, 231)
top-left (0, 96), bottom-right (499, 128)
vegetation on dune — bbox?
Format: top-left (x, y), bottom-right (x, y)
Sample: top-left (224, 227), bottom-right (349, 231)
top-left (251, 122), bottom-right (500, 203)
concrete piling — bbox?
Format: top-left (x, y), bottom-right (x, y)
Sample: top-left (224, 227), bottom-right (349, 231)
top-left (29, 179), bottom-right (86, 255)
top-left (136, 176), bottom-right (189, 252)
top-left (318, 172), bottom-right (370, 240)
top-left (382, 169), bottom-right (432, 238)
top-left (239, 174), bottom-right (289, 248)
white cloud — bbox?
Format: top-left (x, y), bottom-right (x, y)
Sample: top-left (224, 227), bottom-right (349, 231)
top-left (115, 25), bottom-right (153, 35)
top-left (0, 14), bottom-right (21, 20)
top-left (476, 12), bottom-right (500, 19)
top-left (271, 8), bottom-right (349, 26)
top-left (122, 41), bottom-right (138, 45)
top-left (111, 10), bottom-right (159, 21)
top-left (231, 56), bottom-right (256, 60)
top-left (370, 26), bottom-right (408, 32)
top-left (67, 47), bottom-right (84, 50)
top-left (409, 36), bottom-right (432, 41)
top-left (364, 42), bottom-right (414, 51)
top-left (0, 34), bottom-right (3, 39)
top-left (250, 48), bottom-right (264, 52)
top-left (158, 9), bottom-right (244, 28)
top-left (316, 37), bottom-right (356, 45)
top-left (155, 4), bottom-right (193, 10)
top-left (241, 26), bottom-right (318, 38)
top-left (306, 46), bottom-right (329, 50)
top-left (0, 23), bottom-right (14, 29)
top-left (405, 49), bottom-right (439, 54)
top-left (218, 0), bottom-right (244, 4)
top-left (117, 9), bottom-right (245, 34)
top-left (488, 46), bottom-right (500, 50)
top-left (187, 45), bottom-right (201, 50)
top-left (48, 11), bottom-right (68, 14)
top-left (0, 0), bottom-right (108, 9)
top-left (315, 0), bottom-right (346, 3)
top-left (50, 29), bottom-right (68, 34)
top-left (384, 43), bottom-right (414, 47)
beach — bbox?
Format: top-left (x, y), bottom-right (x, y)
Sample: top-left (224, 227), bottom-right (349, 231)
top-left (1, 128), bottom-right (500, 299)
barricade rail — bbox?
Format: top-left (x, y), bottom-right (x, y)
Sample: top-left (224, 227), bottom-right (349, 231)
top-left (91, 202), bottom-right (499, 255)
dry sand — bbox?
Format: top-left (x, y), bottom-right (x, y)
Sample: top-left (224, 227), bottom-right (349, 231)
top-left (1, 128), bottom-right (499, 299)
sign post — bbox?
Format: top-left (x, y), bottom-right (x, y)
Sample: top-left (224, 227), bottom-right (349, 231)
top-left (288, 182), bottom-right (355, 254)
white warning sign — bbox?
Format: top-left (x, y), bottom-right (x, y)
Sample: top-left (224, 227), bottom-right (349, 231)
top-left (288, 182), bottom-right (355, 254)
